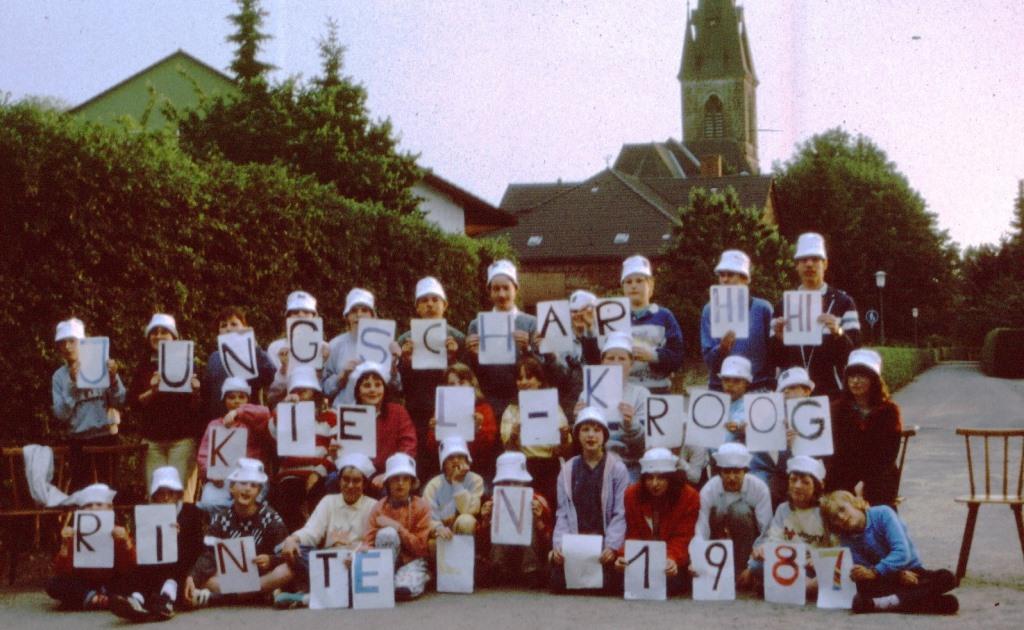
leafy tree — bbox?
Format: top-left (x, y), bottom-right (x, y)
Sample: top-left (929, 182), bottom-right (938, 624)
top-left (772, 129), bottom-right (959, 343)
top-left (657, 187), bottom-right (793, 357)
top-left (226, 0), bottom-right (274, 84)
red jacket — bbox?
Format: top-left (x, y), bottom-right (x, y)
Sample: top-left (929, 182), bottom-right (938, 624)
top-left (52, 526), bottom-right (136, 578)
top-left (196, 404), bottom-right (272, 478)
top-left (372, 402), bottom-right (418, 473)
top-left (618, 482), bottom-right (700, 567)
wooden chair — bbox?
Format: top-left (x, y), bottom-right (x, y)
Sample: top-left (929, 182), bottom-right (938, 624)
top-left (954, 428), bottom-right (1024, 581)
top-left (894, 425), bottom-right (919, 508)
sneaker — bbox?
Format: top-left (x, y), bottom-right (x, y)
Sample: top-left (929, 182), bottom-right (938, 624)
top-left (150, 593), bottom-right (175, 621)
top-left (273, 591), bottom-right (308, 609)
top-left (110, 594), bottom-right (149, 622)
top-left (189, 588), bottom-right (221, 609)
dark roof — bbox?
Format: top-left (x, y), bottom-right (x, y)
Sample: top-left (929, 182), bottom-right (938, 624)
top-left (420, 171), bottom-right (515, 229)
top-left (642, 174), bottom-right (773, 211)
top-left (499, 182), bottom-right (578, 213)
top-left (69, 49), bottom-right (235, 114)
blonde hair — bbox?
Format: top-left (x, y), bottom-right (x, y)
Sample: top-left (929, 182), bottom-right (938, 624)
top-left (819, 490), bottom-right (870, 524)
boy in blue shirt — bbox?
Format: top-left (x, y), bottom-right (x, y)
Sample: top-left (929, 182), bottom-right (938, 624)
top-left (620, 255), bottom-right (683, 394)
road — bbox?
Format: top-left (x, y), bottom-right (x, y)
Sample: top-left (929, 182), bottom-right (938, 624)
top-left (2, 361), bottom-right (1022, 629)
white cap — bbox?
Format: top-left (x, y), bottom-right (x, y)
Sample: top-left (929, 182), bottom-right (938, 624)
top-left (794, 232), bottom-right (827, 260)
top-left (847, 348), bottom-right (883, 377)
top-left (286, 290), bottom-right (318, 314)
top-left (714, 250), bottom-right (751, 278)
top-left (350, 361), bottom-right (388, 387)
top-left (227, 457), bottom-right (268, 484)
top-left (776, 366), bottom-right (815, 392)
top-left (144, 313), bottom-right (178, 338)
top-left (287, 366), bottom-right (322, 393)
top-left (75, 483), bottom-right (117, 507)
top-left (221, 376), bottom-right (251, 399)
top-left (621, 255), bottom-right (653, 282)
top-left (639, 448), bottom-right (678, 474)
top-left (574, 406), bottom-right (609, 435)
top-left (487, 259), bottom-right (518, 286)
top-left (383, 453), bottom-right (417, 484)
top-left (439, 436), bottom-right (472, 466)
top-left (719, 355), bottom-right (753, 382)
top-left (713, 443), bottom-right (752, 469)
top-left (55, 318), bottom-right (85, 342)
top-left (344, 288), bottom-right (376, 316)
top-left (493, 451), bottom-right (533, 484)
top-left (150, 466), bottom-right (184, 496)
top-left (786, 455), bottom-right (826, 484)
top-left (569, 290), bottom-right (597, 311)
top-left (336, 452), bottom-right (376, 479)
top-left (601, 331), bottom-right (634, 356)
top-left (415, 276), bottom-right (447, 302)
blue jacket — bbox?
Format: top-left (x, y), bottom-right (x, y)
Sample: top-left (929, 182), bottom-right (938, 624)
top-left (51, 365), bottom-right (126, 439)
top-left (701, 296), bottom-right (774, 391)
top-left (629, 304), bottom-right (684, 392)
top-left (839, 505), bottom-right (922, 576)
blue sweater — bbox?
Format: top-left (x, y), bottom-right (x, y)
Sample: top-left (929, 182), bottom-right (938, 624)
top-left (467, 310), bottom-right (539, 414)
top-left (839, 505), bottom-right (922, 576)
top-left (51, 365), bottom-right (126, 439)
top-left (701, 296), bottom-right (774, 391)
top-left (629, 304), bottom-right (684, 392)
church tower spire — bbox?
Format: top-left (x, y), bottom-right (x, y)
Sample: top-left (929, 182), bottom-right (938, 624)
top-left (679, 0), bottom-right (759, 174)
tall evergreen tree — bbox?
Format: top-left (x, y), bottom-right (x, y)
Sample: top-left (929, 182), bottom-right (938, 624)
top-left (226, 0), bottom-right (274, 84)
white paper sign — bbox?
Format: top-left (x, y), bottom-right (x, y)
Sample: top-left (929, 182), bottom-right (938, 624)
top-left (477, 312), bottom-right (516, 365)
top-left (537, 300), bottom-right (573, 354)
top-left (206, 427), bottom-right (249, 481)
top-left (77, 337), bottom-right (110, 389)
top-left (490, 486), bottom-right (533, 546)
top-left (214, 536), bottom-right (260, 594)
top-left (352, 548), bottom-right (395, 609)
top-left (337, 405), bottom-right (377, 458)
top-left (787, 396), bottom-right (834, 457)
top-left (73, 510), bottom-right (114, 568)
top-left (709, 285), bottom-right (750, 340)
top-left (624, 540), bottom-right (667, 601)
top-left (275, 401), bottom-right (318, 457)
top-left (135, 504), bottom-right (178, 565)
top-left (645, 395), bottom-right (685, 449)
top-left (563, 534), bottom-right (603, 589)
top-left (518, 388), bottom-right (561, 446)
top-left (158, 340), bottom-right (194, 392)
top-left (287, 316), bottom-right (324, 371)
top-left (763, 542), bottom-right (807, 605)
top-left (812, 547), bottom-right (856, 609)
top-left (218, 330), bottom-right (259, 380)
top-left (437, 535), bottom-right (475, 594)
top-left (743, 393), bottom-right (787, 453)
top-left (357, 319), bottom-right (396, 375)
top-left (582, 365), bottom-right (623, 422)
top-left (685, 389), bottom-right (732, 449)
top-left (690, 538), bottom-right (735, 601)
top-left (594, 297), bottom-right (632, 344)
top-left (435, 386), bottom-right (476, 442)
top-left (411, 319), bottom-right (448, 370)
top-left (783, 291), bottom-right (823, 346)
top-left (309, 548), bottom-right (351, 609)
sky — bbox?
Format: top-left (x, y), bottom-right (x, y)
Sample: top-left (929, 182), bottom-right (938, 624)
top-left (3, 0), bottom-right (1023, 250)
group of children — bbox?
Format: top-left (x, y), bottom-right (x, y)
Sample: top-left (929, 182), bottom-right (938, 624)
top-left (45, 236), bottom-right (957, 617)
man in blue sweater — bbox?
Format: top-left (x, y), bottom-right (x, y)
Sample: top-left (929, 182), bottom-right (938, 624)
top-left (620, 255), bottom-right (684, 394)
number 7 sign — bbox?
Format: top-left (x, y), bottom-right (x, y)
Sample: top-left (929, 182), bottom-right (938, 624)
top-left (811, 547), bottom-right (856, 609)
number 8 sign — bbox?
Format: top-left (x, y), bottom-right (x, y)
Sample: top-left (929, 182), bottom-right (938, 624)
top-left (763, 542), bottom-right (806, 605)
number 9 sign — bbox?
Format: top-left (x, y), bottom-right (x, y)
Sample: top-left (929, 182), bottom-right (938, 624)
top-left (689, 538), bottom-right (734, 601)
top-left (763, 542), bottom-right (806, 605)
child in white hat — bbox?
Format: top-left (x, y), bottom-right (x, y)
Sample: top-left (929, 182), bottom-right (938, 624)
top-left (51, 318), bottom-right (126, 490)
top-left (614, 448), bottom-right (700, 596)
top-left (344, 361), bottom-right (417, 484)
top-left (719, 355), bottom-right (754, 441)
top-left (321, 288), bottom-right (400, 406)
top-left (422, 436), bottom-right (485, 549)
top-left (538, 288), bottom-right (601, 419)
top-left (737, 455), bottom-right (836, 595)
top-left (477, 452), bottom-right (554, 588)
top-left (127, 313), bottom-right (202, 498)
top-left (265, 290), bottom-right (330, 408)
top-left (196, 376), bottom-right (272, 514)
top-left (695, 443), bottom-right (773, 577)
top-left (549, 407), bottom-right (629, 594)
top-left (830, 349), bottom-right (904, 507)
top-left (363, 454), bottom-right (432, 601)
top-left (46, 483), bottom-right (133, 611)
top-left (110, 467), bottom-right (204, 621)
top-left (619, 255), bottom-right (684, 393)
top-left (466, 259), bottom-right (540, 418)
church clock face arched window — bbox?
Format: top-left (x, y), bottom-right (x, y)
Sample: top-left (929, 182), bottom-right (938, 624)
top-left (703, 96), bottom-right (725, 139)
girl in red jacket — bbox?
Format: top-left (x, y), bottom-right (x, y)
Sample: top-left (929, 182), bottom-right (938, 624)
top-left (344, 362), bottom-right (417, 491)
top-left (615, 448), bottom-right (699, 596)
top-left (425, 363), bottom-right (499, 483)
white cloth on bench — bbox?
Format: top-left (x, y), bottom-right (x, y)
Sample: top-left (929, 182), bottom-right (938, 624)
top-left (22, 444), bottom-right (70, 507)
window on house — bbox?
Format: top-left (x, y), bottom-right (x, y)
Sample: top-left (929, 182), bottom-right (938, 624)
top-left (703, 96), bottom-right (725, 139)
top-left (527, 235), bottom-right (543, 247)
top-left (613, 233), bottom-right (629, 244)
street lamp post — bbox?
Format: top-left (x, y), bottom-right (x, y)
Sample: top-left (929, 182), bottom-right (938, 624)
top-left (875, 271), bottom-right (887, 346)
top-left (912, 307), bottom-right (919, 347)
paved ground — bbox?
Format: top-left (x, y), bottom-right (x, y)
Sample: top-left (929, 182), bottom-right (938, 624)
top-left (2, 361), bottom-right (1022, 629)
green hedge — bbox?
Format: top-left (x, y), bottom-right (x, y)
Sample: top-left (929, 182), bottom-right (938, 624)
top-left (877, 347), bottom-right (936, 392)
top-left (0, 103), bottom-right (514, 443)
top-left (980, 328), bottom-right (1024, 378)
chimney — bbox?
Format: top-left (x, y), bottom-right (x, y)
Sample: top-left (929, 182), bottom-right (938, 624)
top-left (700, 154), bottom-right (723, 178)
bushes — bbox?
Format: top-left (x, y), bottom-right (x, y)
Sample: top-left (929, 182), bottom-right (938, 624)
top-left (877, 347), bottom-right (936, 392)
top-left (0, 103), bottom-right (513, 443)
top-left (980, 328), bottom-right (1024, 378)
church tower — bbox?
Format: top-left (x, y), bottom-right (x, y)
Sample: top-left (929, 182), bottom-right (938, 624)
top-left (679, 0), bottom-right (759, 174)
